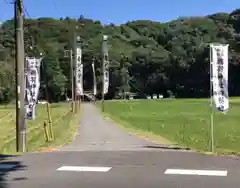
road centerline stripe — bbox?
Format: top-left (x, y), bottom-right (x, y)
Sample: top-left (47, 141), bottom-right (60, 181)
top-left (164, 169), bottom-right (228, 176)
top-left (57, 166), bottom-right (112, 172)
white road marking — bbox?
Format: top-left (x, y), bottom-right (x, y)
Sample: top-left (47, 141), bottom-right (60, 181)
top-left (0, 164), bottom-right (17, 170)
top-left (164, 169), bottom-right (228, 176)
top-left (57, 166), bottom-right (112, 172)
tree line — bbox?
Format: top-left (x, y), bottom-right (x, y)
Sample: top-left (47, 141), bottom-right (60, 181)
top-left (0, 9), bottom-right (240, 103)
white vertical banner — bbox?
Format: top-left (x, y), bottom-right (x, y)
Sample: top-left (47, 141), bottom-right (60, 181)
top-left (25, 57), bottom-right (42, 120)
top-left (210, 44), bottom-right (229, 113)
top-left (75, 47), bottom-right (83, 95)
top-left (92, 62), bottom-right (97, 95)
top-left (102, 35), bottom-right (109, 94)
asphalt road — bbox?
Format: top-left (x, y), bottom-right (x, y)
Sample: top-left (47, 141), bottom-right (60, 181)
top-left (2, 151), bottom-right (240, 188)
top-left (1, 103), bottom-right (240, 188)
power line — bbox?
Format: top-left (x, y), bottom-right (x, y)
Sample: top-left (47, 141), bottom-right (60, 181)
top-left (21, 1), bottom-right (43, 56)
top-left (22, 2), bottom-right (30, 18)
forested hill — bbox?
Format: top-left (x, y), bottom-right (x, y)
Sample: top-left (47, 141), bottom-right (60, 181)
top-left (0, 9), bottom-right (240, 102)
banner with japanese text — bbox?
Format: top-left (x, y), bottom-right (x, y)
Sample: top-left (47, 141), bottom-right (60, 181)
top-left (25, 57), bottom-right (42, 120)
top-left (102, 35), bottom-right (109, 94)
top-left (210, 44), bottom-right (229, 113)
top-left (75, 47), bottom-right (83, 95)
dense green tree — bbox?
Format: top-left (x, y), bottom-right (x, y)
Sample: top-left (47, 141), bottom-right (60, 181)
top-left (40, 55), bottom-right (67, 102)
top-left (0, 8), bottom-right (240, 103)
top-left (0, 61), bottom-right (15, 103)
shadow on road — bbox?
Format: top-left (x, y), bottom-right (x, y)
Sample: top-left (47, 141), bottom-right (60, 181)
top-left (143, 145), bottom-right (191, 151)
top-left (0, 154), bottom-right (27, 188)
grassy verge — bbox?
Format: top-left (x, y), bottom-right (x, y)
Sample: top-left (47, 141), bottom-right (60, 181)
top-left (0, 102), bottom-right (80, 154)
top-left (101, 99), bottom-right (240, 155)
top-left (102, 112), bottom-right (173, 145)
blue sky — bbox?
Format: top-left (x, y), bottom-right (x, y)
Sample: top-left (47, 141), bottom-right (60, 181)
top-left (0, 0), bottom-right (239, 25)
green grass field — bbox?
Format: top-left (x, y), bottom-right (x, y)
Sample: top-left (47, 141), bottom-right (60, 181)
top-left (0, 103), bottom-right (79, 154)
top-left (102, 98), bottom-right (240, 155)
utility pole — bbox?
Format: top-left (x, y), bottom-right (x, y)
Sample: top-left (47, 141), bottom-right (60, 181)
top-left (120, 53), bottom-right (129, 100)
top-left (70, 50), bottom-right (74, 112)
top-left (64, 49), bottom-right (74, 112)
top-left (124, 57), bottom-right (129, 100)
top-left (120, 53), bottom-right (125, 100)
top-left (73, 31), bottom-right (77, 112)
top-left (124, 68), bottom-right (129, 100)
top-left (14, 0), bottom-right (26, 152)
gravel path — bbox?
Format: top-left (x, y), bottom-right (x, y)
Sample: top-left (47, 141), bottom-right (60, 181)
top-left (61, 103), bottom-right (169, 151)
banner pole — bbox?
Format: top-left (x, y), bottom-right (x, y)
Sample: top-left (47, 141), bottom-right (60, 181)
top-left (210, 97), bottom-right (214, 153)
top-left (101, 55), bottom-right (105, 112)
top-left (209, 44), bottom-right (214, 153)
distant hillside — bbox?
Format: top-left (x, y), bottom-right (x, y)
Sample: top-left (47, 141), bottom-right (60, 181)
top-left (0, 9), bottom-right (240, 102)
